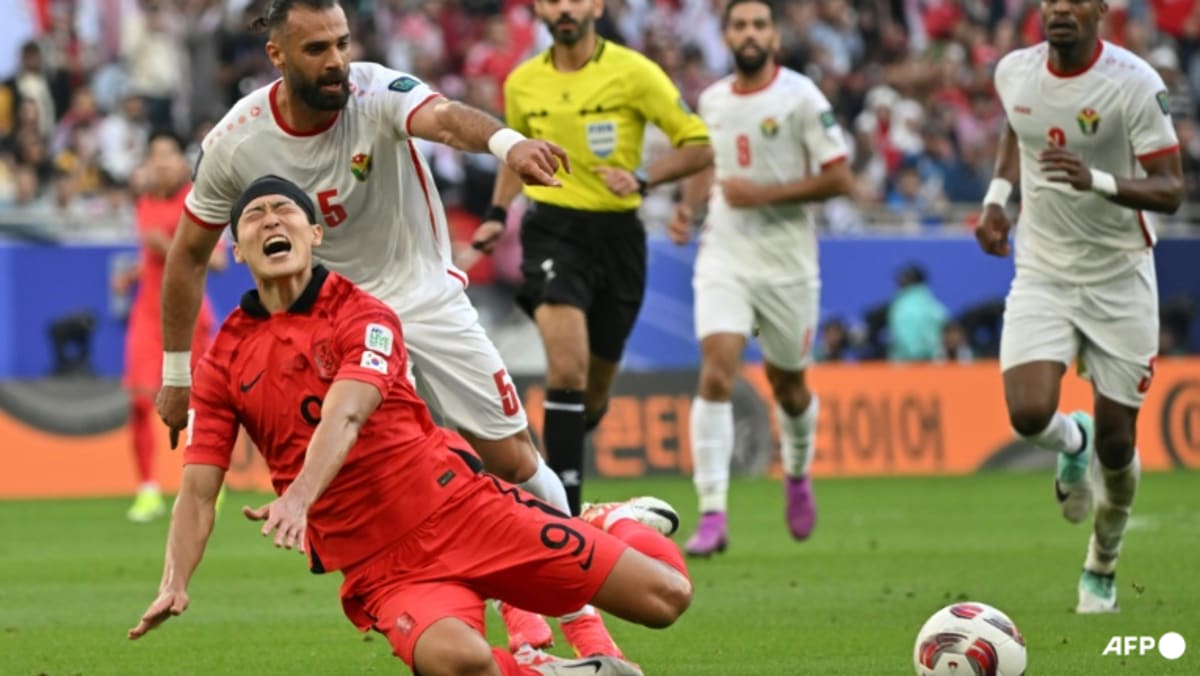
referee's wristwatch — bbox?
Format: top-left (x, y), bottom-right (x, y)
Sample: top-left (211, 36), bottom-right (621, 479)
top-left (635, 168), bottom-right (649, 196)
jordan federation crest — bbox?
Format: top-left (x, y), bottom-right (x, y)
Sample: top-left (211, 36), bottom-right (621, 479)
top-left (350, 152), bottom-right (372, 181)
top-left (1076, 108), bottom-right (1100, 136)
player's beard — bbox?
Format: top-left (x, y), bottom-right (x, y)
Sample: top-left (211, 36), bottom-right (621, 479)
top-left (733, 43), bottom-right (770, 75)
top-left (290, 67), bottom-right (351, 111)
top-left (547, 15), bottom-right (592, 46)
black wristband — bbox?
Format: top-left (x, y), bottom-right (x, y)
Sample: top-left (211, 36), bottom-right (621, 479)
top-left (483, 205), bottom-right (508, 225)
top-left (635, 168), bottom-right (649, 196)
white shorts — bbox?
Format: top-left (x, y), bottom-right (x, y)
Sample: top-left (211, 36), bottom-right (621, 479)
top-left (398, 287), bottom-right (528, 440)
top-left (693, 275), bottom-right (819, 371)
top-left (999, 257), bottom-right (1158, 408)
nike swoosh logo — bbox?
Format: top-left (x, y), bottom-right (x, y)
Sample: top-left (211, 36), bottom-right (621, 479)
top-left (1054, 480), bottom-right (1069, 503)
top-left (578, 544), bottom-right (596, 572)
top-left (239, 370), bottom-right (265, 393)
top-left (573, 659), bottom-right (603, 673)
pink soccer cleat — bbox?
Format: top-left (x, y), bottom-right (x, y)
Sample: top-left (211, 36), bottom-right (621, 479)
top-left (785, 475), bottom-right (817, 540)
top-left (500, 601), bottom-right (553, 652)
top-left (683, 511), bottom-right (728, 557)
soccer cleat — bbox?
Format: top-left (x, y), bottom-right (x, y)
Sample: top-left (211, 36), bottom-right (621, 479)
top-left (560, 610), bottom-right (624, 659)
top-left (683, 511), bottom-right (728, 557)
top-left (530, 655), bottom-right (644, 676)
top-left (580, 496), bottom-right (679, 536)
top-left (1076, 569), bottom-right (1119, 614)
top-left (1056, 411), bottom-right (1095, 524)
top-left (500, 602), bottom-right (554, 652)
top-left (513, 645), bottom-right (559, 667)
top-left (785, 475), bottom-right (817, 540)
top-left (126, 487), bottom-right (165, 523)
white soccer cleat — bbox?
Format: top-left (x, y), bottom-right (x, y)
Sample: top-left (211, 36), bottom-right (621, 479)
top-left (531, 655), bottom-right (644, 676)
top-left (580, 496), bottom-right (679, 536)
top-left (1076, 570), bottom-right (1119, 614)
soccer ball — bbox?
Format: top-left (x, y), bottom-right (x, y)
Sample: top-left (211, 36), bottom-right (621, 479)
top-left (913, 602), bottom-right (1027, 676)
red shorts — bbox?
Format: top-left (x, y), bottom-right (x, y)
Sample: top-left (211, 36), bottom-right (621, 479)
top-left (338, 472), bottom-right (628, 666)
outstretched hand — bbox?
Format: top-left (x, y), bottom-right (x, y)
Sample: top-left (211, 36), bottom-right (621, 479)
top-left (243, 493), bottom-right (309, 554)
top-left (128, 589), bottom-right (189, 640)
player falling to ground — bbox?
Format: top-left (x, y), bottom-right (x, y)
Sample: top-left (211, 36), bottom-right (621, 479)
top-left (977, 0), bottom-right (1182, 613)
top-left (668, 0), bottom-right (853, 556)
top-left (152, 0), bottom-right (593, 652)
top-left (117, 130), bottom-right (226, 523)
top-left (476, 0), bottom-right (712, 516)
top-left (128, 176), bottom-right (692, 676)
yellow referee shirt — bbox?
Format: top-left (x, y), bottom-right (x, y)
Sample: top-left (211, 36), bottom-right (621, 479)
top-left (503, 39), bottom-right (710, 212)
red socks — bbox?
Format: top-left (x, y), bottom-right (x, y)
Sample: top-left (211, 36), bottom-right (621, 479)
top-left (130, 395), bottom-right (156, 484)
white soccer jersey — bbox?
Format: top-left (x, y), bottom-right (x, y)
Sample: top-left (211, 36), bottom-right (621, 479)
top-left (695, 67), bottom-right (848, 285)
top-left (994, 41), bottom-right (1179, 284)
top-left (185, 62), bottom-right (464, 314)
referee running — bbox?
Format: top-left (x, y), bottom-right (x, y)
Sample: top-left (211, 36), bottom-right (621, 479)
top-left (474, 0), bottom-right (712, 514)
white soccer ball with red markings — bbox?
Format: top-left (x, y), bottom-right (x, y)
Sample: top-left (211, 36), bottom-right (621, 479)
top-left (913, 602), bottom-right (1027, 676)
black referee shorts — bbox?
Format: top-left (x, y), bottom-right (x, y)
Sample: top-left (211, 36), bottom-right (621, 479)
top-left (517, 201), bottom-right (647, 363)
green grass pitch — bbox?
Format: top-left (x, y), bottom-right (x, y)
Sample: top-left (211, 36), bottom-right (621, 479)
top-left (1, 472), bottom-right (1197, 674)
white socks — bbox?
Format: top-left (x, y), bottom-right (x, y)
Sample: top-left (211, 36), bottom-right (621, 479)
top-left (1085, 454), bottom-right (1141, 575)
top-left (519, 453), bottom-right (571, 515)
top-left (1018, 412), bottom-right (1083, 454)
top-left (779, 396), bottom-right (818, 478)
top-left (690, 398), bottom-right (734, 514)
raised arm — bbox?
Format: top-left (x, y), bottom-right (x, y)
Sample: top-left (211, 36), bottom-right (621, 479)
top-left (407, 96), bottom-right (569, 188)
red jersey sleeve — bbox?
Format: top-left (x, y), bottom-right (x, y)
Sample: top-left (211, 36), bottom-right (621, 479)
top-left (183, 349), bottom-right (239, 469)
top-left (332, 299), bottom-right (407, 400)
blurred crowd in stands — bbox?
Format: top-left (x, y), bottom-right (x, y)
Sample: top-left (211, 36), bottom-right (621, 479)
top-left (6, 0), bottom-right (1200, 235)
top-left (0, 0), bottom-right (1197, 358)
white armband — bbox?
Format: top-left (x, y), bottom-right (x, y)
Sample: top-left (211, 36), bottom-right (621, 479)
top-left (983, 178), bottom-right (1013, 208)
top-left (1089, 169), bottom-right (1118, 197)
top-left (487, 128), bottom-right (526, 163)
top-left (162, 351), bottom-right (192, 387)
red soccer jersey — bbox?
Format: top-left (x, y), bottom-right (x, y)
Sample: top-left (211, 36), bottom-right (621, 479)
top-left (135, 184), bottom-right (189, 309)
top-left (184, 267), bottom-right (476, 572)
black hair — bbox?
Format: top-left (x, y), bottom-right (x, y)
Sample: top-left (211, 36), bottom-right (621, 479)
top-left (252, 0), bottom-right (340, 34)
top-left (229, 175), bottom-right (318, 241)
top-left (722, 0), bottom-right (778, 28)
top-left (147, 128), bottom-right (184, 152)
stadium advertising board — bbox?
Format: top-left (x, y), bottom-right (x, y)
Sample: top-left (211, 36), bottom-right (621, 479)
top-left (0, 359), bottom-right (1196, 497)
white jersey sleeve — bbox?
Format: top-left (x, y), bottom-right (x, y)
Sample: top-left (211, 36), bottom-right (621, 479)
top-left (185, 134), bottom-right (242, 227)
top-left (354, 62), bottom-right (441, 140)
top-left (1127, 68), bottom-right (1179, 159)
top-left (793, 81), bottom-right (848, 170)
